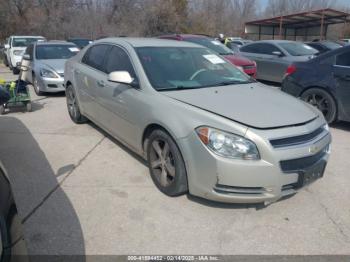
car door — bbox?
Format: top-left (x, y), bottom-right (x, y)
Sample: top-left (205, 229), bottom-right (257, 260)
top-left (241, 43), bottom-right (286, 82)
top-left (75, 44), bottom-right (110, 121)
top-left (21, 44), bottom-right (34, 83)
top-left (333, 50), bottom-right (350, 120)
top-left (95, 45), bottom-right (139, 149)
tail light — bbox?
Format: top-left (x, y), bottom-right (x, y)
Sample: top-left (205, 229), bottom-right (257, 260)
top-left (285, 64), bottom-right (296, 77)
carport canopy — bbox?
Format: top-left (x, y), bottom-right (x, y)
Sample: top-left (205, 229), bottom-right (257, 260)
top-left (245, 8), bottom-right (350, 41)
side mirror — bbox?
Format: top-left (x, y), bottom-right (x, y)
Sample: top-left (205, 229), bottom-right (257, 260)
top-left (108, 71), bottom-right (139, 88)
top-left (4, 44), bottom-right (10, 49)
top-left (272, 51), bottom-right (283, 57)
top-left (22, 54), bottom-right (31, 60)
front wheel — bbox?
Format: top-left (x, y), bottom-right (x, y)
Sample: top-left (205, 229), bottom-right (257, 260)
top-left (147, 129), bottom-right (188, 196)
top-left (301, 88), bottom-right (337, 124)
top-left (33, 75), bottom-right (43, 96)
top-left (66, 85), bottom-right (88, 124)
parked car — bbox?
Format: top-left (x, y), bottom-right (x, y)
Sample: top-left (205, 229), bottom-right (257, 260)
top-left (340, 39), bottom-right (350, 44)
top-left (2, 38), bottom-right (9, 67)
top-left (305, 41), bottom-right (342, 55)
top-left (64, 38), bottom-right (331, 205)
top-left (228, 38), bottom-right (253, 46)
top-left (67, 38), bottom-right (92, 49)
top-left (0, 162), bottom-right (28, 261)
top-left (21, 41), bottom-right (80, 95)
top-left (240, 40), bottom-right (318, 83)
top-left (158, 34), bottom-right (257, 78)
top-left (4, 36), bottom-right (45, 74)
top-left (282, 45), bottom-right (350, 124)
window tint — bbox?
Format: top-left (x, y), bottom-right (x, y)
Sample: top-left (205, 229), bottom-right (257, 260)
top-left (82, 44), bottom-right (110, 71)
top-left (336, 51), bottom-right (350, 67)
top-left (241, 43), bottom-right (280, 55)
top-left (105, 46), bottom-right (136, 77)
top-left (307, 43), bottom-right (323, 52)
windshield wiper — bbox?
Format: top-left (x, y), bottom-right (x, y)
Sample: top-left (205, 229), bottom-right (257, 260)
top-left (157, 86), bottom-right (199, 91)
top-left (219, 52), bottom-right (233, 56)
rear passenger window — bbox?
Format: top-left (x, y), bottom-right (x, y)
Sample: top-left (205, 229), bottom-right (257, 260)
top-left (82, 44), bottom-right (110, 71)
top-left (104, 46), bottom-right (136, 77)
top-left (336, 52), bottom-right (350, 67)
top-left (240, 43), bottom-right (280, 55)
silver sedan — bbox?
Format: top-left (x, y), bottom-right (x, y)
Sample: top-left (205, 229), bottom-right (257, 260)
top-left (64, 38), bottom-right (331, 205)
top-left (21, 41), bottom-right (80, 95)
top-left (240, 40), bottom-right (318, 83)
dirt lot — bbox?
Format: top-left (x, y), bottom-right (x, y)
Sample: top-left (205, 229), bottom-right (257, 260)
top-left (0, 64), bottom-right (349, 255)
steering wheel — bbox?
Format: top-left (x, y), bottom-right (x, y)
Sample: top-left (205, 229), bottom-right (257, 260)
top-left (190, 69), bottom-right (208, 80)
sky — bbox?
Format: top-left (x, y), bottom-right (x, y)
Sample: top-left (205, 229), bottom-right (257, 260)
top-left (259, 0), bottom-right (350, 10)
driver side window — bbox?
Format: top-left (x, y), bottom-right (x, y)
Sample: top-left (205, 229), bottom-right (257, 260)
top-left (104, 46), bottom-right (136, 78)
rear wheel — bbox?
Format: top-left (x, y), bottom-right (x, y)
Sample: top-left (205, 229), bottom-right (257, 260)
top-left (0, 105), bottom-right (5, 115)
top-left (33, 75), bottom-right (43, 96)
top-left (147, 129), bottom-right (188, 196)
top-left (301, 88), bottom-right (337, 124)
top-left (66, 85), bottom-right (87, 124)
top-left (26, 102), bottom-right (32, 112)
top-left (12, 67), bottom-right (20, 75)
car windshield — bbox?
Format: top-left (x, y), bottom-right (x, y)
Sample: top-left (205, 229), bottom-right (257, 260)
top-left (322, 41), bottom-right (342, 49)
top-left (36, 45), bottom-right (79, 60)
top-left (136, 47), bottom-right (253, 91)
top-left (12, 38), bottom-right (44, 47)
top-left (279, 42), bottom-right (318, 56)
top-left (185, 38), bottom-right (233, 55)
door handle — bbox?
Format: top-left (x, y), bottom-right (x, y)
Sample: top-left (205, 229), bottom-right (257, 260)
top-left (97, 80), bottom-right (105, 87)
top-left (75, 69), bottom-right (81, 75)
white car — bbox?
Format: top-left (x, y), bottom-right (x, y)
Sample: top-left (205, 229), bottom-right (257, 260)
top-left (4, 35), bottom-right (45, 74)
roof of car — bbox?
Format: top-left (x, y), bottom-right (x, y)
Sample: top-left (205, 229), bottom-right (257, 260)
top-left (160, 34), bottom-right (212, 39)
top-left (36, 41), bottom-right (76, 46)
top-left (95, 37), bottom-right (205, 48)
top-left (11, 35), bottom-right (45, 38)
top-left (250, 40), bottom-right (299, 44)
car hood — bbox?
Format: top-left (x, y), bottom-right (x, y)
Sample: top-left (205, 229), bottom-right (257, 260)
top-left (162, 82), bottom-right (317, 129)
top-left (39, 59), bottom-right (66, 74)
top-left (223, 54), bottom-right (254, 66)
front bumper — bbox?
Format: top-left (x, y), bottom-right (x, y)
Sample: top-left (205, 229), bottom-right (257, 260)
top-left (178, 117), bottom-right (331, 204)
top-left (38, 77), bottom-right (65, 93)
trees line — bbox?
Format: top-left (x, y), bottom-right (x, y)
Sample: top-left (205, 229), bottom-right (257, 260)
top-left (0, 0), bottom-right (344, 41)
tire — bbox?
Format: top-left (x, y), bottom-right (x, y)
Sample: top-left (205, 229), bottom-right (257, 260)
top-left (301, 88), bottom-right (337, 124)
top-left (0, 105), bottom-right (5, 115)
top-left (66, 84), bottom-right (88, 124)
top-left (12, 67), bottom-right (20, 75)
top-left (147, 129), bottom-right (188, 196)
top-left (33, 75), bottom-right (44, 96)
top-left (26, 102), bottom-right (32, 112)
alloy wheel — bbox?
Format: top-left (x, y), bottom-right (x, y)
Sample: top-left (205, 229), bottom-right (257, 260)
top-left (67, 88), bottom-right (78, 119)
top-left (149, 139), bottom-right (176, 187)
top-left (304, 93), bottom-right (331, 119)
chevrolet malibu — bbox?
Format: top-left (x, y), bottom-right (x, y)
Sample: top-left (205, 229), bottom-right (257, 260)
top-left (64, 38), bottom-right (331, 204)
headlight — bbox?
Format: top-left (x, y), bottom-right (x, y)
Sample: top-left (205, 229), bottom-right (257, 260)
top-left (13, 50), bottom-right (23, 56)
top-left (196, 127), bottom-right (260, 160)
top-left (323, 124), bottom-right (329, 132)
top-left (40, 68), bottom-right (58, 78)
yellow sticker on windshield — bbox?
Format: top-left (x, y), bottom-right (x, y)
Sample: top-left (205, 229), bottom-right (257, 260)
top-left (203, 54), bottom-right (225, 64)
